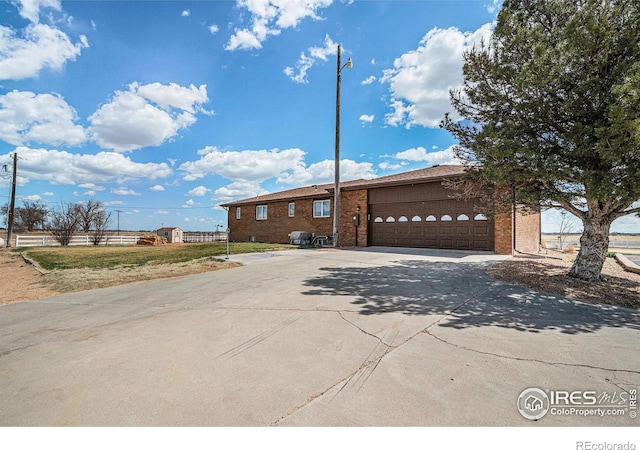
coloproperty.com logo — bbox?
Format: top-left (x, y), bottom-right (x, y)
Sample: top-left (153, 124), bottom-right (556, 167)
top-left (517, 387), bottom-right (637, 421)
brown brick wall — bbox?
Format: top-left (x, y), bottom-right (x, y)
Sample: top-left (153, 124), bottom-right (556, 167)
top-left (229, 197), bottom-right (333, 244)
top-left (338, 189), bottom-right (368, 247)
top-left (515, 207), bottom-right (541, 253)
top-left (494, 212), bottom-right (513, 255)
top-left (493, 208), bottom-right (541, 255)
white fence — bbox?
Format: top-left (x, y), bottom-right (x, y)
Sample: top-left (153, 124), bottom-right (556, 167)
top-left (182, 233), bottom-right (227, 243)
top-left (15, 234), bottom-right (140, 247)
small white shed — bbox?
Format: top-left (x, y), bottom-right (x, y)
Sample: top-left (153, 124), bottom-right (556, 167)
top-left (157, 227), bottom-right (183, 243)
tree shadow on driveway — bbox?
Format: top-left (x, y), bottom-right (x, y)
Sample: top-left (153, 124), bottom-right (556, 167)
top-left (301, 260), bottom-right (640, 335)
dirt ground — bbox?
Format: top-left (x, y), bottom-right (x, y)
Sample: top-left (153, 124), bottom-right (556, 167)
top-left (2, 249), bottom-right (639, 309)
top-left (489, 252), bottom-right (640, 309)
top-left (0, 251), bottom-right (59, 305)
top-left (0, 250), bottom-right (240, 306)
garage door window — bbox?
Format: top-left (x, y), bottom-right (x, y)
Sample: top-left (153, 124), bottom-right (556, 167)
top-left (474, 214), bottom-right (488, 221)
top-left (412, 216), bottom-right (422, 222)
top-left (426, 215), bottom-right (436, 222)
top-left (457, 214), bottom-right (469, 221)
top-left (441, 215), bottom-right (452, 221)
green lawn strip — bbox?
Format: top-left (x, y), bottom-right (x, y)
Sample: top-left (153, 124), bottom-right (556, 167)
top-left (21, 242), bottom-right (295, 270)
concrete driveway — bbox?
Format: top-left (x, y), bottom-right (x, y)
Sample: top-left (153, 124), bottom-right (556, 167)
top-left (1, 247), bottom-right (638, 426)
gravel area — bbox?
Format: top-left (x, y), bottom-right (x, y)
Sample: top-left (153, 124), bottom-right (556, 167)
top-left (489, 252), bottom-right (640, 309)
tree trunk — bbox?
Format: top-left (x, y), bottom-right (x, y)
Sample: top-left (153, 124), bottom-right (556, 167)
top-left (568, 217), bottom-right (612, 282)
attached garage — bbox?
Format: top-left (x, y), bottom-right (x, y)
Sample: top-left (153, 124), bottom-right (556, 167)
top-left (223, 164), bottom-right (540, 255)
top-left (367, 183), bottom-right (494, 251)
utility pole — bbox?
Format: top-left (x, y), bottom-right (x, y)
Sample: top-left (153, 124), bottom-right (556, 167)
top-left (6, 153), bottom-right (17, 248)
top-left (116, 209), bottom-right (121, 236)
top-left (332, 45), bottom-right (353, 247)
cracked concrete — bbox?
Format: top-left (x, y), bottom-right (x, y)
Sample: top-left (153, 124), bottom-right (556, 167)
top-left (1, 247), bottom-right (638, 426)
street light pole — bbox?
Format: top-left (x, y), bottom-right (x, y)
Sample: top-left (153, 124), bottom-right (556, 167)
top-left (333, 44), bottom-right (353, 247)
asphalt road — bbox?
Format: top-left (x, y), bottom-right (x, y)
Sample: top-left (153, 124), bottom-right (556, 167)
top-left (1, 248), bottom-right (639, 426)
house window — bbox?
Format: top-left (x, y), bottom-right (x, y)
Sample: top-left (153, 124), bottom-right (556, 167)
top-left (236, 207), bottom-right (241, 220)
top-left (313, 200), bottom-right (331, 218)
top-left (256, 205), bottom-right (268, 220)
top-left (288, 202), bottom-right (295, 217)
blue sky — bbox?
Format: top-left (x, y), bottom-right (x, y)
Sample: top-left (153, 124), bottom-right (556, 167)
top-left (1, 0), bottom-right (638, 234)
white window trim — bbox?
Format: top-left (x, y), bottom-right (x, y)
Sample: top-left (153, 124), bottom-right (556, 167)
top-left (236, 207), bottom-right (241, 220)
top-left (288, 202), bottom-right (295, 217)
top-left (313, 199), bottom-right (331, 218)
top-left (256, 204), bottom-right (268, 220)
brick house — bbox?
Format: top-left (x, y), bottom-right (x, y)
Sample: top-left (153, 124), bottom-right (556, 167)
top-left (221, 165), bottom-right (540, 254)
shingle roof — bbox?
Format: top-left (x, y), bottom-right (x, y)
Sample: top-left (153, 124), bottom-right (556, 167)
top-left (221, 182), bottom-right (339, 206)
top-left (342, 164), bottom-right (466, 190)
top-left (221, 165), bottom-right (467, 206)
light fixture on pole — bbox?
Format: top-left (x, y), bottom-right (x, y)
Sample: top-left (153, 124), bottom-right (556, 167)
top-left (333, 44), bottom-right (353, 247)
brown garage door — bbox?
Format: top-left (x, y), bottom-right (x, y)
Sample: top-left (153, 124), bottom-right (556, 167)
top-left (369, 198), bottom-right (494, 251)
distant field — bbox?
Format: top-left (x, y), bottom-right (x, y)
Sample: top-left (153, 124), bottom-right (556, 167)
top-left (542, 234), bottom-right (640, 249)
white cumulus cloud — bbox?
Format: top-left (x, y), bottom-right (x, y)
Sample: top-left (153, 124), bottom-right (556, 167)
top-left (359, 114), bottom-right (375, 123)
top-left (13, 0), bottom-right (61, 24)
top-left (393, 146), bottom-right (461, 166)
top-left (284, 34), bottom-right (337, 83)
top-left (1, 146), bottom-right (173, 185)
top-left (0, 23), bottom-right (88, 80)
top-left (277, 159), bottom-right (375, 186)
top-left (150, 185), bottom-right (165, 192)
top-left (214, 180), bottom-right (269, 203)
top-left (378, 161), bottom-right (402, 170)
top-left (382, 23), bottom-right (493, 128)
top-left (89, 82), bottom-right (210, 152)
top-left (361, 75), bottom-right (376, 85)
top-left (111, 187), bottom-right (141, 196)
top-left (187, 185), bottom-right (211, 197)
top-left (0, 90), bottom-right (87, 146)
top-left (226, 0), bottom-right (333, 51)
top-left (180, 146), bottom-right (307, 182)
